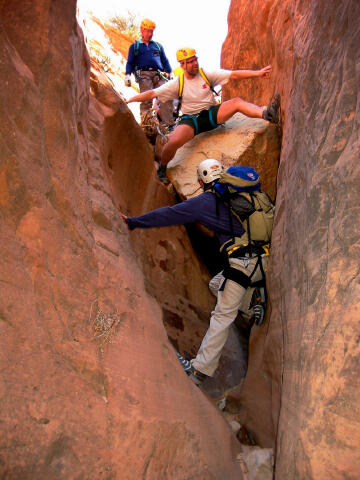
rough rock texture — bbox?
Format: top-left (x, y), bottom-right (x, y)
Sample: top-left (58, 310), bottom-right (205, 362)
top-left (167, 113), bottom-right (280, 201)
top-left (237, 446), bottom-right (274, 480)
top-left (0, 1), bottom-right (244, 478)
top-left (222, 1), bottom-right (360, 479)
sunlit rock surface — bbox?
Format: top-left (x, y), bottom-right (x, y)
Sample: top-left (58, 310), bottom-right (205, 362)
top-left (77, 9), bottom-right (140, 121)
top-left (0, 1), bottom-right (244, 478)
top-left (222, 1), bottom-right (360, 479)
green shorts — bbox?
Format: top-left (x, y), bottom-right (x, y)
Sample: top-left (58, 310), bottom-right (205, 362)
top-left (177, 104), bottom-right (221, 136)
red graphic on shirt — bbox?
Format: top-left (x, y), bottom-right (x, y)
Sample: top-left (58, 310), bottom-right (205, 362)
top-left (202, 84), bottom-right (207, 89)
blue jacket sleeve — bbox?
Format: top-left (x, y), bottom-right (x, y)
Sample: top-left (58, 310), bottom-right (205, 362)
top-left (126, 195), bottom-right (206, 230)
top-left (159, 44), bottom-right (172, 73)
top-left (125, 44), bottom-right (135, 75)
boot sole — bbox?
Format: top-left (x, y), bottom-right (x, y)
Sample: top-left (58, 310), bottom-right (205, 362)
top-left (267, 93), bottom-right (281, 124)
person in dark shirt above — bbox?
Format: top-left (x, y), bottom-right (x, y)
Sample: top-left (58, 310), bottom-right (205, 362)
top-left (120, 159), bottom-right (271, 385)
top-left (125, 18), bottom-right (174, 126)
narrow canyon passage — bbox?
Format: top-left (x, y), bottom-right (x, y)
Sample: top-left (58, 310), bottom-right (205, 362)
top-left (0, 1), bottom-right (359, 479)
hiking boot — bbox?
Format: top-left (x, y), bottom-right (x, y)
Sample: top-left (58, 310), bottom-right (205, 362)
top-left (253, 303), bottom-right (266, 326)
top-left (157, 164), bottom-right (168, 183)
top-left (176, 352), bottom-right (208, 386)
top-left (262, 93), bottom-right (280, 124)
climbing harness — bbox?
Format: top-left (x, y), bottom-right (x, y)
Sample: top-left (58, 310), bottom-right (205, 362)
top-left (156, 70), bottom-right (171, 82)
top-left (178, 105), bottom-right (218, 135)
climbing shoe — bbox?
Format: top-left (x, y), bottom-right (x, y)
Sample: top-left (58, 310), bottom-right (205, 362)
top-left (176, 352), bottom-right (208, 386)
top-left (157, 164), bottom-right (168, 183)
top-left (262, 93), bottom-right (280, 124)
top-left (253, 303), bottom-right (266, 326)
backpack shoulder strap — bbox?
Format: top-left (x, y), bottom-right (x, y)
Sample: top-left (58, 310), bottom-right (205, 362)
top-left (153, 41), bottom-right (161, 52)
top-left (175, 71), bottom-right (184, 117)
top-left (134, 40), bottom-right (140, 56)
top-left (133, 41), bottom-right (140, 69)
top-left (178, 71), bottom-right (184, 99)
top-left (199, 67), bottom-right (217, 95)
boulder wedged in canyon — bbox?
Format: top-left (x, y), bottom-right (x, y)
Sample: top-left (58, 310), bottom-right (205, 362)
top-left (0, 1), bottom-right (244, 478)
top-left (167, 113), bottom-right (280, 201)
top-left (222, 1), bottom-right (360, 479)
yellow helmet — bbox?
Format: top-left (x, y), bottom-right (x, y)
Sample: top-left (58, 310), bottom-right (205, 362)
top-left (176, 48), bottom-right (197, 62)
top-left (141, 19), bottom-right (156, 30)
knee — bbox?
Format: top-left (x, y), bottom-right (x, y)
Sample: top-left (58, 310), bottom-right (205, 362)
top-left (211, 308), bottom-right (238, 326)
top-left (233, 97), bottom-right (245, 108)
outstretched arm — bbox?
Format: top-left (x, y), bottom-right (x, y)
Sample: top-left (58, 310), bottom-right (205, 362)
top-left (118, 195), bottom-right (210, 231)
top-left (127, 89), bottom-right (157, 104)
top-left (230, 65), bottom-right (272, 80)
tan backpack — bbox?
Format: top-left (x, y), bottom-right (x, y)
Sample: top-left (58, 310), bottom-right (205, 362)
top-left (212, 167), bottom-right (275, 254)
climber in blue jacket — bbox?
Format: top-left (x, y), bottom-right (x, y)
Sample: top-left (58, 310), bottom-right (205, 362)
top-left (125, 18), bottom-right (174, 126)
top-left (120, 159), bottom-right (268, 385)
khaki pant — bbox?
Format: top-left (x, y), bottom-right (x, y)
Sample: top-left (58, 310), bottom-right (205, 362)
top-left (192, 255), bottom-right (267, 377)
top-left (136, 71), bottom-right (174, 125)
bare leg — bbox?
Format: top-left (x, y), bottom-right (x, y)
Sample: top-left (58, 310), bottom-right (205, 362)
top-left (216, 97), bottom-right (265, 124)
top-left (161, 124), bottom-right (195, 166)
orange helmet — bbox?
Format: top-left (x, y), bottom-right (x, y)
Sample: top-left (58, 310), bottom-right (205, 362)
top-left (176, 48), bottom-right (197, 62)
top-left (141, 19), bottom-right (156, 30)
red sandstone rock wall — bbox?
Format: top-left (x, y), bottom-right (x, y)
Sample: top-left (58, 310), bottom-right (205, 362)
top-left (222, 1), bottom-right (360, 479)
top-left (0, 1), bottom-right (243, 478)
top-left (96, 18), bottom-right (134, 59)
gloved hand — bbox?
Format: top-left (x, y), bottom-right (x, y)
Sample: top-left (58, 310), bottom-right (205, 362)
top-left (124, 74), bottom-right (131, 87)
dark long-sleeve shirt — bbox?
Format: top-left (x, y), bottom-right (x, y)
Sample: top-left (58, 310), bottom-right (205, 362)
top-left (126, 192), bottom-right (245, 246)
top-left (126, 40), bottom-right (172, 75)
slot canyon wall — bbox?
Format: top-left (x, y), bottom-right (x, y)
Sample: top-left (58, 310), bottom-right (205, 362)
top-left (0, 1), bottom-right (243, 478)
top-left (1, 0), bottom-right (359, 479)
top-left (222, 0), bottom-right (360, 478)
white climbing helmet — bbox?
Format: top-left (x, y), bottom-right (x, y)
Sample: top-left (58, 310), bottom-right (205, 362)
top-left (197, 159), bottom-right (223, 184)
